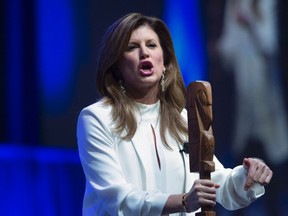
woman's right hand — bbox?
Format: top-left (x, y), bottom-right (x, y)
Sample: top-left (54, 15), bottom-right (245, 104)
top-left (184, 179), bottom-right (220, 212)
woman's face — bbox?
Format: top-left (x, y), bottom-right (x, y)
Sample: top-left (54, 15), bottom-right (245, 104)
top-left (117, 24), bottom-right (165, 103)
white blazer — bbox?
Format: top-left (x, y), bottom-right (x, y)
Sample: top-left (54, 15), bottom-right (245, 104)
top-left (77, 99), bottom-right (264, 216)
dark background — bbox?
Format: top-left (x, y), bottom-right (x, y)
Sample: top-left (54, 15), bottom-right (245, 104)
top-left (0, 0), bottom-right (287, 215)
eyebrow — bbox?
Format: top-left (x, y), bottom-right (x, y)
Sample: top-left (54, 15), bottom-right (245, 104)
top-left (128, 38), bottom-right (159, 44)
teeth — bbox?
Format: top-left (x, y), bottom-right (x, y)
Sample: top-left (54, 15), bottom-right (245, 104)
top-left (140, 61), bottom-right (153, 70)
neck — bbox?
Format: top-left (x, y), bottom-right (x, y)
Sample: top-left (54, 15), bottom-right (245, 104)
top-left (126, 86), bottom-right (159, 105)
top-left (135, 96), bottom-right (158, 104)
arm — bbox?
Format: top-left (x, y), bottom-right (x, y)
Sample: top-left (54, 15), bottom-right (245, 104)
top-left (77, 105), bottom-right (168, 215)
top-left (161, 156), bottom-right (272, 214)
top-left (212, 156), bottom-right (272, 210)
top-left (162, 194), bottom-right (184, 215)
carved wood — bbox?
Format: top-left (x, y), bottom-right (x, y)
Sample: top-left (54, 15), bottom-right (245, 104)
top-left (187, 81), bottom-right (216, 216)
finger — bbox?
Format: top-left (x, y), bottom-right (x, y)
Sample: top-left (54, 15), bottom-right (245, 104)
top-left (201, 186), bottom-right (218, 195)
top-left (258, 167), bottom-right (273, 185)
top-left (264, 170), bottom-right (273, 184)
top-left (245, 164), bottom-right (273, 190)
top-left (199, 179), bottom-right (216, 186)
top-left (252, 164), bottom-right (266, 182)
top-left (245, 168), bottom-right (257, 190)
top-left (249, 160), bottom-right (271, 183)
top-left (243, 158), bottom-right (250, 170)
top-left (200, 181), bottom-right (220, 193)
top-left (200, 185), bottom-right (220, 200)
top-left (244, 176), bottom-right (254, 191)
top-left (244, 158), bottom-right (265, 185)
top-left (202, 191), bottom-right (217, 201)
top-left (244, 170), bottom-right (258, 190)
top-left (199, 195), bottom-right (217, 207)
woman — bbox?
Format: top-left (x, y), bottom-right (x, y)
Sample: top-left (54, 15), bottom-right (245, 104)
top-left (77, 13), bottom-right (272, 215)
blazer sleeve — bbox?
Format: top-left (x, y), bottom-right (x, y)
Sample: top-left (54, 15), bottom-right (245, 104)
top-left (77, 106), bottom-right (169, 215)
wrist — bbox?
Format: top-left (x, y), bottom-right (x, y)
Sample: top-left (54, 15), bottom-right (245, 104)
top-left (182, 193), bottom-right (190, 213)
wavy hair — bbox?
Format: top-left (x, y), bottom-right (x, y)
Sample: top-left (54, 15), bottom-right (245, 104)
top-left (96, 13), bottom-right (188, 147)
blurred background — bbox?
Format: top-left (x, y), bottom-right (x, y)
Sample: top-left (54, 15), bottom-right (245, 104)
top-left (0, 0), bottom-right (287, 215)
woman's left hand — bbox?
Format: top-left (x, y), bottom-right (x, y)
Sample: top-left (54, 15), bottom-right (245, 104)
top-left (243, 157), bottom-right (273, 191)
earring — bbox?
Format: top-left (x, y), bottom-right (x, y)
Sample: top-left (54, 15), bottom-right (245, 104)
top-left (119, 79), bottom-right (126, 94)
top-left (161, 69), bottom-right (166, 92)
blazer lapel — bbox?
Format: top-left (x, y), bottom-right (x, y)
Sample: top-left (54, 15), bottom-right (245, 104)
top-left (130, 126), bottom-right (157, 189)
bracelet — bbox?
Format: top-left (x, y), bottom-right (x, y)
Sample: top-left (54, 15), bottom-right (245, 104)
top-left (182, 193), bottom-right (189, 212)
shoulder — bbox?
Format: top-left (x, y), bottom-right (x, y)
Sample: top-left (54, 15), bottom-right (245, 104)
top-left (81, 98), bottom-right (111, 115)
top-left (78, 98), bottom-right (113, 124)
top-left (83, 98), bottom-right (111, 111)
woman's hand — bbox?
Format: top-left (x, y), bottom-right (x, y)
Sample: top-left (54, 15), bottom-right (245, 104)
top-left (184, 179), bottom-right (220, 212)
top-left (243, 158), bottom-right (273, 191)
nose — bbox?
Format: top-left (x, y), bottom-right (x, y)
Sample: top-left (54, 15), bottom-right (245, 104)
top-left (139, 46), bottom-right (149, 59)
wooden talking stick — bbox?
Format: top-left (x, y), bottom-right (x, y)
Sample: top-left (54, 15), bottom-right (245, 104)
top-left (187, 81), bottom-right (216, 216)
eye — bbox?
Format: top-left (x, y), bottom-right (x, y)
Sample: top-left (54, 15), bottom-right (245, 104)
top-left (147, 42), bottom-right (157, 48)
top-left (126, 44), bottom-right (138, 52)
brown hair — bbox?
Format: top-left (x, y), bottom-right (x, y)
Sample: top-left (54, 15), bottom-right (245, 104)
top-left (96, 13), bottom-right (188, 147)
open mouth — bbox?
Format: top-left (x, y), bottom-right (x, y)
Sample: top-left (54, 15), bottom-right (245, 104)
top-left (139, 61), bottom-right (154, 75)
